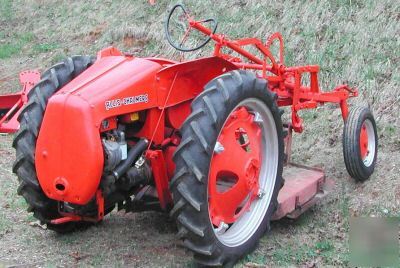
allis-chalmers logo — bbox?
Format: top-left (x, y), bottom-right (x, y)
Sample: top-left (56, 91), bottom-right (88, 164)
top-left (105, 94), bottom-right (149, 110)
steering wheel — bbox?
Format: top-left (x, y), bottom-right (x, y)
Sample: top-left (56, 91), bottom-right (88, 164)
top-left (165, 4), bottom-right (218, 52)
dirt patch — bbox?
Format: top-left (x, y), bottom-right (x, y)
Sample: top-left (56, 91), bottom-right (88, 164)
top-left (85, 23), bottom-right (108, 44)
top-left (122, 35), bottom-right (148, 48)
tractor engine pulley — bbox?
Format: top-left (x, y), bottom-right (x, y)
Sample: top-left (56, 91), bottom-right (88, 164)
top-left (102, 131), bottom-right (128, 172)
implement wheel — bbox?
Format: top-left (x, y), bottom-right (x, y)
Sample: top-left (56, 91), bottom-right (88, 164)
top-left (12, 56), bottom-right (95, 233)
top-left (170, 70), bottom-right (284, 266)
top-left (343, 106), bottom-right (378, 181)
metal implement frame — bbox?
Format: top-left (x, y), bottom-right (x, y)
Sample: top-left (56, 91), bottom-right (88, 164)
top-left (187, 17), bottom-right (357, 132)
top-left (0, 70), bottom-right (40, 133)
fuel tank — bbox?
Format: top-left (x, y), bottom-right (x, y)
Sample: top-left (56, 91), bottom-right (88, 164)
top-left (35, 54), bottom-right (162, 205)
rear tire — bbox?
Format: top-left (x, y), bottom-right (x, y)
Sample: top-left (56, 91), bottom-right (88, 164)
top-left (170, 70), bottom-right (284, 266)
top-left (343, 106), bottom-right (378, 181)
top-left (12, 56), bottom-right (95, 233)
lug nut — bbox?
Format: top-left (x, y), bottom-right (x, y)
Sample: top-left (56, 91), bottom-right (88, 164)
top-left (253, 112), bottom-right (263, 124)
top-left (257, 189), bottom-right (265, 199)
top-left (214, 221), bottom-right (229, 235)
top-left (214, 142), bottom-right (224, 154)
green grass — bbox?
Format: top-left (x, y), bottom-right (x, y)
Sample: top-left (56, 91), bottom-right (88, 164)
top-left (243, 240), bottom-right (337, 266)
top-left (33, 43), bottom-right (59, 53)
top-left (0, 44), bottom-right (20, 59)
top-left (0, 32), bottom-right (36, 59)
top-left (0, 0), bottom-right (13, 21)
top-left (0, 211), bottom-right (13, 235)
top-left (51, 52), bottom-right (68, 64)
top-left (0, 35), bottom-right (59, 59)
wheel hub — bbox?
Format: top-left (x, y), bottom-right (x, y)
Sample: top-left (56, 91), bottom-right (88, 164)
top-left (360, 123), bottom-right (369, 160)
top-left (245, 159), bottom-right (260, 192)
top-left (208, 106), bottom-right (262, 226)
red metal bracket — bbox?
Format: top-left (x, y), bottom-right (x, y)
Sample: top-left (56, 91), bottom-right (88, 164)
top-left (284, 124), bottom-right (293, 165)
top-left (97, 46), bottom-right (124, 59)
top-left (146, 150), bottom-right (172, 209)
top-left (0, 70), bottom-right (40, 133)
top-left (50, 189), bottom-right (104, 225)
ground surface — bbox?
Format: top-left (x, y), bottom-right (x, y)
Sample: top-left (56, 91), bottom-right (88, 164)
top-left (0, 0), bottom-right (399, 267)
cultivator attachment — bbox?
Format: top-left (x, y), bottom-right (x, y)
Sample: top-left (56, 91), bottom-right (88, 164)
top-left (0, 70), bottom-right (40, 133)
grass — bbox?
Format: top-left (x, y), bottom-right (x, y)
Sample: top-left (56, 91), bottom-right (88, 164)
top-left (242, 239), bottom-right (339, 266)
top-left (0, 0), bottom-right (13, 21)
top-left (33, 43), bottom-right (58, 53)
top-left (0, 0), bottom-right (399, 267)
top-left (0, 211), bottom-right (13, 235)
top-left (0, 44), bottom-right (20, 59)
top-left (0, 32), bottom-right (36, 59)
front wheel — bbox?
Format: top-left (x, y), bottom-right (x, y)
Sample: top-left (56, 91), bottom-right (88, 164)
top-left (170, 70), bottom-right (284, 266)
top-left (343, 106), bottom-right (378, 181)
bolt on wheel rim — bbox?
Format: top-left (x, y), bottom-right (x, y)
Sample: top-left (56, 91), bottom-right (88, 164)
top-left (208, 98), bottom-right (279, 247)
top-left (360, 119), bottom-right (375, 167)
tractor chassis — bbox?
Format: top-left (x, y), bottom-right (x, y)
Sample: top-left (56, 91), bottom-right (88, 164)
top-left (49, 124), bottom-right (335, 224)
top-left (0, 3), bottom-right (373, 244)
top-left (0, 30), bottom-right (344, 224)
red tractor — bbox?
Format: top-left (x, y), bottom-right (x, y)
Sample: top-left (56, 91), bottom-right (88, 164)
top-left (1, 5), bottom-right (377, 266)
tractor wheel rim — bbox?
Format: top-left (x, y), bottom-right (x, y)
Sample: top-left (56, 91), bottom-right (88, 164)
top-left (208, 98), bottom-right (278, 247)
top-left (360, 119), bottom-right (375, 167)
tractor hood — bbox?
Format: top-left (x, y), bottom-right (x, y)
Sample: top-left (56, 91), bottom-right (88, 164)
top-left (35, 54), bottom-right (162, 205)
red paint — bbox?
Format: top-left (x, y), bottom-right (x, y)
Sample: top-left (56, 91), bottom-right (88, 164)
top-left (163, 145), bottom-right (176, 178)
top-left (272, 164), bottom-right (332, 220)
top-left (166, 101), bottom-right (191, 129)
top-left (50, 189), bottom-right (104, 224)
top-left (208, 107), bottom-right (261, 225)
top-left (35, 56), bottom-right (161, 205)
top-left (0, 70), bottom-right (40, 133)
top-left (146, 150), bottom-right (172, 209)
top-left (360, 123), bottom-right (369, 159)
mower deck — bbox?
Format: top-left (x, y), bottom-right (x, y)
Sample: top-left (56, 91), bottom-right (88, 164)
top-left (272, 163), bottom-right (334, 220)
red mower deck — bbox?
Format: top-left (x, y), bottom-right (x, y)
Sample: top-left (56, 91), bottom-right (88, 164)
top-left (273, 164), bottom-right (334, 220)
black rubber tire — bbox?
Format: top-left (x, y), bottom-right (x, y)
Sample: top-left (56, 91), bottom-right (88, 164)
top-left (343, 106), bottom-right (378, 181)
top-left (12, 56), bottom-right (95, 233)
top-left (170, 70), bottom-right (284, 266)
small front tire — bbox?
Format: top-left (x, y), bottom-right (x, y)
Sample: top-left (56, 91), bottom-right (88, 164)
top-left (343, 106), bottom-right (378, 181)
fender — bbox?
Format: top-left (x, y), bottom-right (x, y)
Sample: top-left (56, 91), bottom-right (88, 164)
top-left (160, 57), bottom-right (237, 131)
top-left (135, 57), bottom-right (238, 144)
top-left (156, 56), bottom-right (237, 108)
